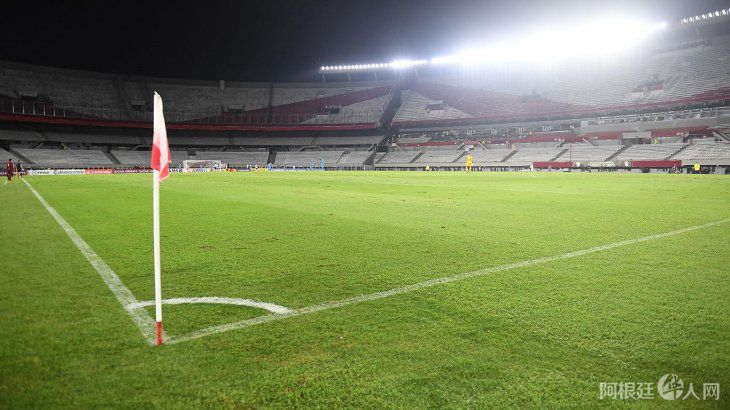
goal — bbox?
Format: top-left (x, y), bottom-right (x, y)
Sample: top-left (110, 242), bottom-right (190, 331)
top-left (181, 159), bottom-right (226, 173)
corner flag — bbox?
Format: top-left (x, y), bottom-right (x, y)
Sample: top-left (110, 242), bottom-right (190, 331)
top-left (151, 92), bottom-right (170, 181)
top-left (151, 92), bottom-right (169, 345)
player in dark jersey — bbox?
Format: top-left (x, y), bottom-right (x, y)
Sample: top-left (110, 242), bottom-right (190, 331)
top-left (6, 159), bottom-right (15, 181)
top-left (16, 161), bottom-right (23, 178)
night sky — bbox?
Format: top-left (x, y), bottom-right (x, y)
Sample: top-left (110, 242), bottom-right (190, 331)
top-left (2, 0), bottom-right (729, 82)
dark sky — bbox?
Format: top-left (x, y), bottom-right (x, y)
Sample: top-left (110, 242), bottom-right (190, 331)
top-left (2, 0), bottom-right (729, 82)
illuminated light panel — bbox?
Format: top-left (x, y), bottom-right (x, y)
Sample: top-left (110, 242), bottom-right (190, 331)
top-left (320, 59), bottom-right (428, 72)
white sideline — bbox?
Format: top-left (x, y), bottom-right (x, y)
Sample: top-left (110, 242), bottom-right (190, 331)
top-left (23, 178), bottom-right (162, 345)
top-left (128, 297), bottom-right (292, 314)
top-left (168, 217), bottom-right (730, 345)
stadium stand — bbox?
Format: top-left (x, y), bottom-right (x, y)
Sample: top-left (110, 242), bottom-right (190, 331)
top-left (2, 19), bottom-right (730, 171)
top-left (303, 95), bottom-right (390, 124)
top-left (394, 91), bottom-right (474, 122)
top-left (502, 148), bottom-right (565, 165)
top-left (111, 150), bottom-right (190, 166)
top-left (0, 128), bottom-right (45, 141)
top-left (43, 132), bottom-right (142, 144)
top-left (415, 151), bottom-right (463, 164)
top-left (393, 34), bottom-right (730, 124)
top-left (670, 140), bottom-right (730, 163)
top-left (337, 151), bottom-right (375, 166)
top-left (395, 135), bottom-right (432, 144)
top-left (375, 152), bottom-right (420, 165)
top-left (553, 144), bottom-right (622, 162)
top-left (194, 151), bottom-right (269, 167)
top-left (274, 151), bottom-right (344, 167)
top-left (15, 148), bottom-right (114, 166)
top-left (612, 143), bottom-right (687, 161)
top-left (0, 61), bottom-right (394, 125)
top-left (0, 147), bottom-right (22, 162)
top-left (236, 137), bottom-right (315, 146)
top-left (469, 149), bottom-right (514, 164)
top-left (417, 144), bottom-right (462, 151)
top-left (312, 135), bottom-right (384, 146)
top-left (109, 150), bottom-right (154, 166)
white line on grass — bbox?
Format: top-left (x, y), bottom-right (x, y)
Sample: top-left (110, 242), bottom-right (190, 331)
top-left (23, 178), bottom-right (162, 345)
top-left (128, 297), bottom-right (292, 314)
top-left (169, 217), bottom-right (730, 344)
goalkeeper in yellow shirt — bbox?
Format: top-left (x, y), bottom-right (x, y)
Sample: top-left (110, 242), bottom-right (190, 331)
top-left (465, 152), bottom-right (473, 173)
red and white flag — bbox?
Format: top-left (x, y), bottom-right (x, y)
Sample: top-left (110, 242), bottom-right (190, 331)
top-left (151, 92), bottom-right (169, 346)
top-left (151, 92), bottom-right (170, 181)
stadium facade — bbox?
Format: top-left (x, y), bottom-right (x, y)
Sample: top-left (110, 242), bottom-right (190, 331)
top-left (1, 12), bottom-right (729, 173)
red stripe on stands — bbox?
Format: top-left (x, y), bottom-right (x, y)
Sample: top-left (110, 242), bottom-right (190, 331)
top-left (631, 160), bottom-right (682, 168)
top-left (533, 161), bottom-right (572, 168)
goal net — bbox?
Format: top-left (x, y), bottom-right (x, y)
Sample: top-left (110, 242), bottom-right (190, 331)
top-left (181, 159), bottom-right (226, 173)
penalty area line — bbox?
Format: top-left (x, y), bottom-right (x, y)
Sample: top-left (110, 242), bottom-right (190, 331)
top-left (168, 217), bottom-right (730, 345)
top-left (22, 178), bottom-right (162, 345)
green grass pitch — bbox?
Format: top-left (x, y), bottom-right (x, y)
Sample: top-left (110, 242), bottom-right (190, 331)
top-left (1, 171), bottom-right (729, 407)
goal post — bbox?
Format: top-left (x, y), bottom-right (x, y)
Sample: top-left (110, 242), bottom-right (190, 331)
top-left (181, 159), bottom-right (226, 173)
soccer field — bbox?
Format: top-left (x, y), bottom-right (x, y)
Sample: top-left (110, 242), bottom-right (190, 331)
top-left (1, 171), bottom-right (729, 407)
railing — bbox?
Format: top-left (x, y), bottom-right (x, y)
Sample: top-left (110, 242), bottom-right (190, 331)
top-left (0, 97), bottom-right (382, 126)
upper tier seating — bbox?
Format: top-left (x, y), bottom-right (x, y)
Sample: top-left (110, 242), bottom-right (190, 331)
top-left (396, 135), bottom-right (433, 144)
top-left (303, 95), bottom-right (390, 124)
top-left (393, 91), bottom-right (474, 123)
top-left (0, 62), bottom-right (393, 125)
top-left (313, 135), bottom-right (384, 146)
top-left (394, 34), bottom-right (730, 123)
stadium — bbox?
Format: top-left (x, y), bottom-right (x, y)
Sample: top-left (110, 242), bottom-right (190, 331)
top-left (1, 1), bottom-right (729, 407)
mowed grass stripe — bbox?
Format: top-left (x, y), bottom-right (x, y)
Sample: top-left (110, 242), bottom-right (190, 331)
top-left (23, 173), bottom-right (730, 309)
top-left (22, 178), bottom-right (159, 344)
top-left (170, 217), bottom-right (730, 344)
top-left (2, 172), bottom-right (729, 407)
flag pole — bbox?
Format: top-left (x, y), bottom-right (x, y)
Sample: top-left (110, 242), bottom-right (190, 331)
top-left (151, 91), bottom-right (169, 346)
top-left (153, 168), bottom-right (163, 345)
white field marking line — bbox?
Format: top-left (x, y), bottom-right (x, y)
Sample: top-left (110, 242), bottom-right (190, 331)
top-left (23, 178), bottom-right (161, 345)
top-left (3, 180), bottom-right (7, 186)
top-left (169, 217), bottom-right (730, 345)
top-left (128, 297), bottom-right (292, 314)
